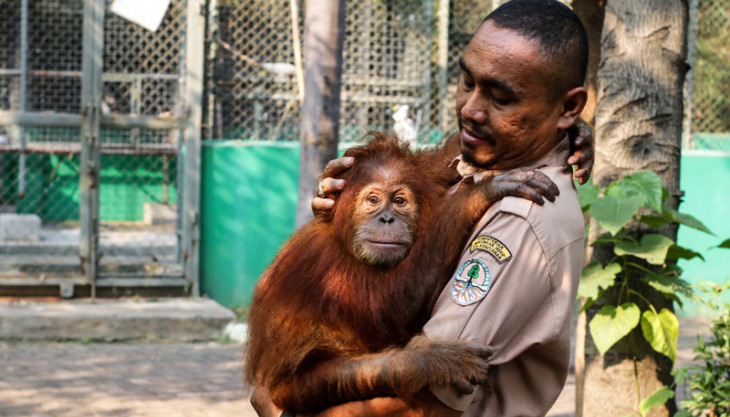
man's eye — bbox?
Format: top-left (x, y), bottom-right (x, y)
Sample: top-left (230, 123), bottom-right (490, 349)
top-left (461, 75), bottom-right (475, 89)
top-left (491, 90), bottom-right (514, 105)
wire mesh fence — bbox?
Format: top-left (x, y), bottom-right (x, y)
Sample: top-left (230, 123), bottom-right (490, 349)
top-left (97, 1), bottom-right (185, 280)
top-left (688, 0), bottom-right (730, 151)
top-left (207, 0), bottom-right (729, 151)
top-left (206, 0), bottom-right (495, 144)
top-left (0, 0), bottom-right (85, 283)
top-left (0, 0), bottom-right (188, 294)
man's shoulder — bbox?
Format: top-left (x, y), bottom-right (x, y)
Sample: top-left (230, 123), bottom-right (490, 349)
top-left (491, 168), bottom-right (584, 256)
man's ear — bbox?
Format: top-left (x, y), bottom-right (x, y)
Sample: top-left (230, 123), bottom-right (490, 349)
top-left (556, 86), bottom-right (588, 130)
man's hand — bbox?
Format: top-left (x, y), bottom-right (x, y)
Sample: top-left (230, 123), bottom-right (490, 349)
top-left (311, 156), bottom-right (354, 213)
top-left (566, 118), bottom-right (594, 184)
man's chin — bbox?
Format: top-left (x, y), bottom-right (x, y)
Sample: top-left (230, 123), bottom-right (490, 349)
top-left (459, 143), bottom-right (496, 170)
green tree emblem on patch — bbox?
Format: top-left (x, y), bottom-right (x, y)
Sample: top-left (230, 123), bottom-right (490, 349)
top-left (466, 263), bottom-right (480, 286)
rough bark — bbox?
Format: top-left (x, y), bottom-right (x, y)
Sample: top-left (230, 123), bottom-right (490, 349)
top-left (295, 0), bottom-right (346, 228)
top-left (573, 0), bottom-right (606, 126)
top-left (582, 0), bottom-right (688, 416)
top-left (571, 2), bottom-right (606, 415)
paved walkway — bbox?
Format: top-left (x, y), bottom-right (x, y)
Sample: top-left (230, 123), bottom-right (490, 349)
top-left (0, 342), bottom-right (255, 417)
top-left (0, 323), bottom-right (707, 417)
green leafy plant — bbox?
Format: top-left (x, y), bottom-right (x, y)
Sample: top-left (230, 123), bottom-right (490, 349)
top-left (675, 280), bottom-right (730, 417)
top-left (577, 171), bottom-right (712, 415)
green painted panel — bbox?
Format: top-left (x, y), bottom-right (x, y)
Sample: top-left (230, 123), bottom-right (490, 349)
top-left (199, 141), bottom-right (300, 308)
top-left (677, 152), bottom-right (730, 317)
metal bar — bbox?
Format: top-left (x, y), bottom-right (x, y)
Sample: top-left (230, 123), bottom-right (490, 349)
top-left (0, 111), bottom-right (191, 129)
top-left (437, 0), bottom-right (450, 138)
top-left (0, 112), bottom-right (81, 127)
top-left (0, 143), bottom-right (178, 155)
top-left (0, 277), bottom-right (87, 284)
top-left (182, 0), bottom-right (206, 296)
top-left (18, 0), bottom-right (29, 198)
top-left (204, 0), bottom-right (219, 140)
top-left (101, 114), bottom-right (192, 129)
top-left (1, 70), bottom-right (180, 81)
top-left (358, 0), bottom-right (372, 130)
top-left (422, 0), bottom-right (434, 142)
top-left (94, 277), bottom-right (189, 287)
top-left (218, 75), bottom-right (428, 87)
top-left (79, 0), bottom-right (105, 292)
top-left (103, 73), bottom-right (181, 81)
top-left (683, 0), bottom-right (698, 150)
top-left (290, 0), bottom-right (304, 104)
top-left (0, 276), bottom-right (188, 287)
top-left (130, 77), bottom-right (142, 148)
top-left (216, 92), bottom-right (427, 105)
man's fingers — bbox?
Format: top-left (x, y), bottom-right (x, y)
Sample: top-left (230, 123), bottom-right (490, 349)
top-left (312, 197), bottom-right (335, 212)
top-left (320, 178), bottom-right (345, 195)
top-left (322, 156), bottom-right (354, 178)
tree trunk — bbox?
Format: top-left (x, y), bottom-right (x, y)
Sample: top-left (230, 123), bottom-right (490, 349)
top-left (571, 2), bottom-right (606, 415)
top-left (572, 0), bottom-right (606, 126)
top-left (582, 0), bottom-right (688, 416)
top-left (295, 0), bottom-right (347, 228)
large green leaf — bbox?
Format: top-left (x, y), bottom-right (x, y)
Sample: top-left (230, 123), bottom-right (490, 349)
top-left (639, 386), bottom-right (675, 417)
top-left (589, 195), bottom-right (644, 236)
top-left (642, 271), bottom-right (693, 299)
top-left (576, 180), bottom-right (600, 211)
top-left (640, 308), bottom-right (678, 362)
top-left (578, 262), bottom-right (621, 300)
top-left (662, 207), bottom-right (713, 235)
top-left (666, 244), bottom-right (705, 261)
top-left (639, 214), bottom-right (671, 229)
top-left (589, 303), bottom-right (641, 355)
top-left (624, 171), bottom-right (664, 212)
top-left (614, 234), bottom-right (674, 265)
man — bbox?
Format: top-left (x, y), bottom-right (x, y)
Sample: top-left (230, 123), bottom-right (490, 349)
top-left (255, 0), bottom-right (590, 415)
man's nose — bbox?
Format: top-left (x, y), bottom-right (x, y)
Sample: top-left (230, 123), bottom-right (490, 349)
top-left (461, 92), bottom-right (488, 124)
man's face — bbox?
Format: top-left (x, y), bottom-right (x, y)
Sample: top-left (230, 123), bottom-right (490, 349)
top-left (456, 20), bottom-right (565, 170)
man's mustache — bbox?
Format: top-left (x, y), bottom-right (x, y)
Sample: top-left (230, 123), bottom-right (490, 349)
top-left (460, 118), bottom-right (495, 143)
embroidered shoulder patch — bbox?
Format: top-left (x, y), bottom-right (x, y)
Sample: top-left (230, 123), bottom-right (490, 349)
top-left (452, 259), bottom-right (491, 306)
top-left (470, 235), bottom-right (512, 264)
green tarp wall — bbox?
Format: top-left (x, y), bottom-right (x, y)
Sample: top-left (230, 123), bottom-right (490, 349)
top-left (199, 142), bottom-right (730, 313)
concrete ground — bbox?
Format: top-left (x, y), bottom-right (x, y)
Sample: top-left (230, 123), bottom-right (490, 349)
top-left (0, 323), bottom-right (706, 417)
top-left (0, 341), bottom-right (254, 417)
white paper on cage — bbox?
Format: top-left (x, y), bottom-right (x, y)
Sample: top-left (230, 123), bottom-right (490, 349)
top-left (111, 0), bottom-right (170, 32)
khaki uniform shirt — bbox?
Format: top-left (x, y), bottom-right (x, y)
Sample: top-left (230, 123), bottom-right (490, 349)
top-left (424, 137), bottom-right (584, 417)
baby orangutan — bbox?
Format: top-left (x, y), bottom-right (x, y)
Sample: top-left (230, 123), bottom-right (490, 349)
top-left (245, 133), bottom-right (558, 414)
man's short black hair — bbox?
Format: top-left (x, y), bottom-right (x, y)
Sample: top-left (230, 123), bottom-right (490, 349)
top-left (485, 0), bottom-right (589, 97)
